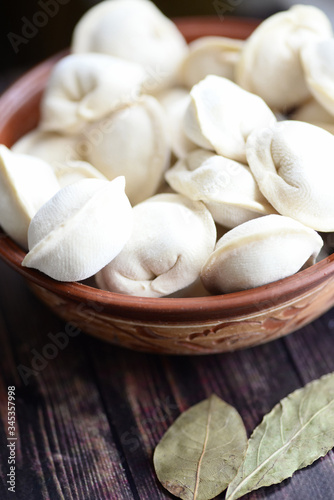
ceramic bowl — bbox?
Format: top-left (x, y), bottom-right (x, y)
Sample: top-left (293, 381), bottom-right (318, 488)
top-left (1, 17), bottom-right (334, 355)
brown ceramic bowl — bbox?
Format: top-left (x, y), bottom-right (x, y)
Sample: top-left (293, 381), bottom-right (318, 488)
top-left (1, 17), bottom-right (334, 355)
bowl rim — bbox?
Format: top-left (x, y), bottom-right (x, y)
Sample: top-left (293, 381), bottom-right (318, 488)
top-left (1, 15), bottom-right (334, 323)
top-left (1, 230), bottom-right (334, 322)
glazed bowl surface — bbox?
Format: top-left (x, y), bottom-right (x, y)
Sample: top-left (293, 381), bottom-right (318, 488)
top-left (1, 17), bottom-right (334, 355)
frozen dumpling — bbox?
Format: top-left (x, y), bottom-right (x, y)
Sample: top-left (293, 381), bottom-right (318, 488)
top-left (51, 160), bottom-right (107, 188)
top-left (71, 0), bottom-right (188, 91)
top-left (290, 98), bottom-right (334, 125)
top-left (96, 193), bottom-right (216, 297)
top-left (201, 214), bottom-right (323, 294)
top-left (12, 132), bottom-right (106, 187)
top-left (184, 75), bottom-right (276, 162)
top-left (40, 53), bottom-right (147, 134)
top-left (157, 88), bottom-right (196, 159)
top-left (12, 129), bottom-right (81, 164)
top-left (78, 96), bottom-right (170, 205)
top-left (246, 120), bottom-right (334, 231)
top-left (165, 149), bottom-right (275, 228)
top-left (236, 5), bottom-right (333, 111)
top-left (301, 39), bottom-right (334, 117)
top-left (181, 36), bottom-right (244, 88)
top-left (0, 145), bottom-right (59, 249)
top-left (22, 177), bottom-right (133, 281)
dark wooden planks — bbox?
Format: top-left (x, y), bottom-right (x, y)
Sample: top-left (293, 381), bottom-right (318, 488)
top-left (85, 342), bottom-right (180, 499)
top-left (284, 315), bottom-right (334, 383)
top-left (87, 318), bottom-right (334, 500)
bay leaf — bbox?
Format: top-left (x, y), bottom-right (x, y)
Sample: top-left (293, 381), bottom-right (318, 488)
top-left (226, 372), bottom-right (334, 500)
top-left (153, 394), bottom-right (247, 500)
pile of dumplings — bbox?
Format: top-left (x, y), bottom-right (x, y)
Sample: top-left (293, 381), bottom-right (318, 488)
top-left (3, 0), bottom-right (334, 297)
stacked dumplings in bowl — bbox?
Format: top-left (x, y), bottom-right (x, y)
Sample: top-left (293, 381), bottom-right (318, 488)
top-left (4, 0), bottom-right (334, 302)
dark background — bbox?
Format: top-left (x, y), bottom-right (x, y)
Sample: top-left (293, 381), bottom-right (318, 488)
top-left (1, 0), bottom-right (334, 72)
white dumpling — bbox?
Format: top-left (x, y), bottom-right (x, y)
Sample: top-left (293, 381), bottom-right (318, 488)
top-left (165, 149), bottom-right (275, 228)
top-left (0, 145), bottom-right (59, 249)
top-left (157, 88), bottom-right (196, 159)
top-left (236, 5), bottom-right (333, 111)
top-left (11, 131), bottom-right (106, 186)
top-left (167, 278), bottom-right (210, 298)
top-left (290, 98), bottom-right (334, 125)
top-left (96, 193), bottom-right (216, 297)
top-left (201, 214), bottom-right (323, 294)
top-left (78, 95), bottom-right (170, 205)
top-left (246, 120), bottom-right (334, 231)
top-left (71, 0), bottom-right (188, 91)
top-left (314, 123), bottom-right (334, 135)
top-left (12, 129), bottom-right (81, 164)
top-left (40, 53), bottom-right (147, 134)
top-left (184, 75), bottom-right (276, 162)
top-left (301, 39), bottom-right (334, 117)
top-left (51, 161), bottom-right (107, 188)
top-left (290, 99), bottom-right (334, 134)
top-left (22, 177), bottom-right (133, 282)
top-left (181, 36), bottom-right (244, 88)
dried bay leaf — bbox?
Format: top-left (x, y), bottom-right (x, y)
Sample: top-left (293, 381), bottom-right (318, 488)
top-left (226, 372), bottom-right (334, 500)
top-left (153, 394), bottom-right (247, 500)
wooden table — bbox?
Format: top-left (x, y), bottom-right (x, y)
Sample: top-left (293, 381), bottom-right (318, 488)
top-left (0, 75), bottom-right (334, 500)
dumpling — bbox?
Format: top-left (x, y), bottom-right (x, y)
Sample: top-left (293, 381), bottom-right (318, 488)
top-left (39, 53), bottom-right (147, 134)
top-left (314, 123), bottom-right (334, 135)
top-left (165, 149), bottom-right (275, 228)
top-left (290, 98), bottom-right (334, 125)
top-left (12, 129), bottom-right (81, 164)
top-left (71, 0), bottom-right (188, 91)
top-left (290, 98), bottom-right (334, 135)
top-left (181, 36), bottom-right (244, 88)
top-left (301, 39), bottom-right (334, 117)
top-left (184, 75), bottom-right (276, 162)
top-left (22, 177), bottom-right (133, 282)
top-left (11, 131), bottom-right (106, 187)
top-left (78, 95), bottom-right (170, 205)
top-left (51, 160), bottom-right (107, 188)
top-left (0, 145), bottom-right (59, 249)
top-left (201, 214), bottom-right (323, 294)
top-left (246, 120), bottom-right (334, 231)
top-left (236, 5), bottom-right (333, 111)
top-left (96, 193), bottom-right (216, 297)
top-left (156, 88), bottom-right (196, 159)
